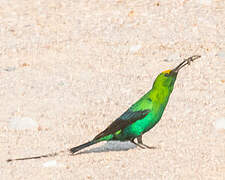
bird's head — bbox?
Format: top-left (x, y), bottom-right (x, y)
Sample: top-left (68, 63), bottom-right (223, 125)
top-left (152, 55), bottom-right (201, 92)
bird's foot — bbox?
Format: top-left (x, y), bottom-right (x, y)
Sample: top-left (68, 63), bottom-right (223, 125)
top-left (130, 139), bottom-right (145, 149)
top-left (139, 143), bottom-right (157, 149)
top-left (136, 143), bottom-right (146, 149)
top-left (136, 136), bottom-right (156, 149)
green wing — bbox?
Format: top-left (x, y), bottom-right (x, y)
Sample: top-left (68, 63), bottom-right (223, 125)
top-left (93, 109), bottom-right (150, 140)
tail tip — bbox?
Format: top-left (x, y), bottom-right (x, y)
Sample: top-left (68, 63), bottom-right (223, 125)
top-left (69, 148), bottom-right (76, 154)
top-left (7, 159), bottom-right (12, 162)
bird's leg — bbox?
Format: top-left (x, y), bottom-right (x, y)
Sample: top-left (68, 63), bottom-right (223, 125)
top-left (137, 136), bottom-right (156, 149)
top-left (130, 138), bottom-right (145, 149)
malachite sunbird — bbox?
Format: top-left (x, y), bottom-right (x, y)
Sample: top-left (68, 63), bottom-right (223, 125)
top-left (7, 55), bottom-right (201, 162)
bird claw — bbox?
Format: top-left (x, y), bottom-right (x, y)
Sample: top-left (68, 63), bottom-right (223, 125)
top-left (139, 143), bottom-right (157, 149)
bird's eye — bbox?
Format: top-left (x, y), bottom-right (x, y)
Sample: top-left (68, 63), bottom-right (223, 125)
top-left (164, 73), bottom-right (169, 77)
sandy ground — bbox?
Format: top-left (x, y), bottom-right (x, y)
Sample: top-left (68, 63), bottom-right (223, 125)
top-left (1, 0), bottom-right (225, 179)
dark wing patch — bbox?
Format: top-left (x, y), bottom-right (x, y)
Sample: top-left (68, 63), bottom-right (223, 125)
top-left (93, 109), bottom-right (150, 140)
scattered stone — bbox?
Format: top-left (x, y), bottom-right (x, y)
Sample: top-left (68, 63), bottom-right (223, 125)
top-left (216, 51), bottom-right (225, 59)
top-left (199, 0), bottom-right (212, 6)
top-left (21, 63), bottom-right (30, 67)
top-left (8, 117), bottom-right (38, 130)
top-left (58, 81), bottom-right (65, 86)
top-left (129, 44), bottom-right (142, 53)
top-left (213, 118), bottom-right (225, 131)
top-left (128, 10), bottom-right (135, 17)
top-left (43, 160), bottom-right (57, 167)
top-left (4, 66), bottom-right (16, 72)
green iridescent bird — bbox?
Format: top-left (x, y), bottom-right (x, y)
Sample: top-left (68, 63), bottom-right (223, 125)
top-left (7, 55), bottom-right (200, 162)
top-left (70, 55), bottom-right (201, 153)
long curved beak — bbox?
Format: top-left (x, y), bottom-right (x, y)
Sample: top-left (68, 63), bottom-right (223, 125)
top-left (172, 55), bottom-right (201, 73)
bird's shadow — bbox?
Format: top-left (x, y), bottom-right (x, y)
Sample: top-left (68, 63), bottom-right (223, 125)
top-left (71, 141), bottom-right (137, 155)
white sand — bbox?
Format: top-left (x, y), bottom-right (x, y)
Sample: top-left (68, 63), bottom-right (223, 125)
top-left (1, 0), bottom-right (225, 179)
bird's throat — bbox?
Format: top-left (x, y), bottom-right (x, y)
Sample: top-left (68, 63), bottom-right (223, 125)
top-left (150, 87), bottom-right (171, 105)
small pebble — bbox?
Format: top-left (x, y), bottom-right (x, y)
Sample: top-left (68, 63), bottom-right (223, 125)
top-left (213, 118), bottom-right (225, 131)
top-left (216, 51), bottom-right (225, 59)
top-left (43, 160), bottom-right (57, 167)
top-left (4, 66), bottom-right (16, 72)
top-left (129, 44), bottom-right (142, 53)
top-left (199, 0), bottom-right (212, 5)
top-left (8, 117), bottom-right (38, 130)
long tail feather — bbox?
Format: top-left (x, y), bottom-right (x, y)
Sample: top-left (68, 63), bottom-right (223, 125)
top-left (7, 141), bottom-right (99, 162)
top-left (69, 140), bottom-right (98, 154)
top-left (7, 150), bottom-right (65, 162)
